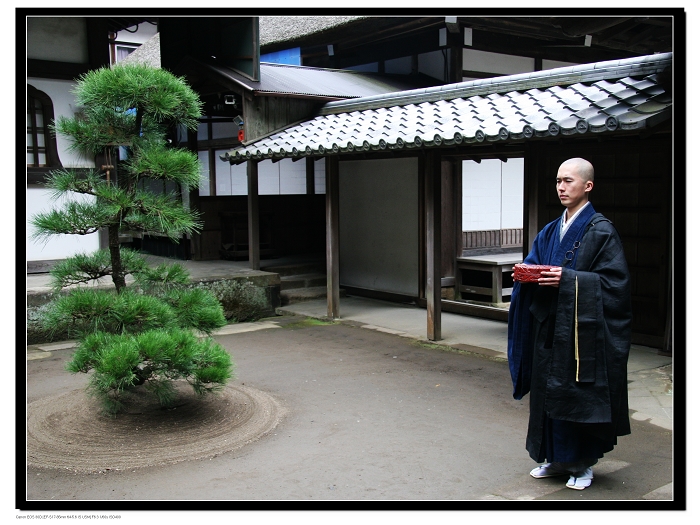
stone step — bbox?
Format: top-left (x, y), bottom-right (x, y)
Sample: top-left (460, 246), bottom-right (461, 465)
top-left (280, 273), bottom-right (327, 291)
top-left (279, 286), bottom-right (346, 306)
top-left (261, 260), bottom-right (326, 277)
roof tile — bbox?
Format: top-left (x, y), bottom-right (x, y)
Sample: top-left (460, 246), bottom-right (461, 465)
top-left (632, 99), bottom-right (672, 114)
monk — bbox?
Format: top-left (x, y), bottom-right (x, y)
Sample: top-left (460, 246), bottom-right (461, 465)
top-left (507, 157), bottom-right (632, 490)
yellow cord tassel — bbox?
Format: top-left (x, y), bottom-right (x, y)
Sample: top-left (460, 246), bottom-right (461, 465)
top-left (575, 275), bottom-right (580, 382)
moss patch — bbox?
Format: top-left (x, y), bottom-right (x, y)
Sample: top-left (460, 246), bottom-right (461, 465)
top-left (281, 317), bottom-right (337, 330)
top-left (411, 339), bottom-right (507, 362)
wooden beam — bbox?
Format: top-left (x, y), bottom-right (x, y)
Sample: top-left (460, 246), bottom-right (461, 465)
top-left (325, 156), bottom-right (340, 319)
top-left (425, 150), bottom-right (442, 341)
top-left (247, 160), bottom-right (260, 270)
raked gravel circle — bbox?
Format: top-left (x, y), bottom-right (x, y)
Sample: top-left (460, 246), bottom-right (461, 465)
top-left (27, 382), bottom-right (284, 473)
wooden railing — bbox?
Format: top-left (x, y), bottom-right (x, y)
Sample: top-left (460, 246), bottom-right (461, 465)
top-left (463, 228), bottom-right (523, 250)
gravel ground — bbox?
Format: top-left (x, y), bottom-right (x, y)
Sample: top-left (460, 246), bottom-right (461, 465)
top-left (22, 316), bottom-right (674, 509)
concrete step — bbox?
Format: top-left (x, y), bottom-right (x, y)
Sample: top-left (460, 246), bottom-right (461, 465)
top-left (261, 261), bottom-right (325, 277)
top-left (280, 286), bottom-right (346, 306)
top-left (280, 273), bottom-right (327, 291)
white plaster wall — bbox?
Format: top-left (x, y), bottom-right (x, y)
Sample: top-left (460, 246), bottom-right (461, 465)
top-left (278, 158), bottom-right (307, 194)
top-left (198, 151), bottom-right (212, 196)
top-left (27, 188), bottom-right (100, 261)
top-left (462, 159), bottom-right (502, 231)
top-left (114, 23), bottom-right (158, 46)
top-left (258, 159), bottom-right (280, 195)
top-left (462, 48), bottom-right (535, 76)
top-left (542, 59), bottom-right (579, 70)
top-left (207, 158), bottom-right (313, 197)
top-left (339, 157), bottom-right (419, 296)
top-left (501, 158), bottom-right (524, 229)
top-left (214, 154), bottom-right (232, 196)
top-left (418, 49), bottom-right (448, 81)
top-left (213, 150), bottom-right (247, 196)
top-left (314, 158), bottom-right (326, 194)
top-left (462, 158), bottom-right (523, 232)
top-left (230, 162), bottom-right (248, 195)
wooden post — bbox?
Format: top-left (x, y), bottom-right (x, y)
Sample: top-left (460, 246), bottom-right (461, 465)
top-left (325, 156), bottom-right (340, 319)
top-left (247, 160), bottom-right (260, 270)
top-left (524, 149), bottom-right (539, 256)
top-left (448, 27), bottom-right (463, 83)
top-left (425, 151), bottom-right (442, 340)
top-left (306, 157), bottom-right (316, 195)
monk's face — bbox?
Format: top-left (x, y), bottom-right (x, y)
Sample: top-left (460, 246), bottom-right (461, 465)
top-left (556, 164), bottom-right (593, 211)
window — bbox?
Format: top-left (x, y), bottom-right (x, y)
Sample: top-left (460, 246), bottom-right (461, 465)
top-left (196, 115), bottom-right (241, 197)
top-left (27, 84), bottom-right (62, 182)
top-left (115, 45), bottom-right (137, 63)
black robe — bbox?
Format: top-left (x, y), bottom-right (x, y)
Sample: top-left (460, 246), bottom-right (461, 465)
top-left (508, 208), bottom-right (632, 463)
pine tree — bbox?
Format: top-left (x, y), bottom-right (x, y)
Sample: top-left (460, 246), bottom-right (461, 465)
top-left (30, 64), bottom-right (234, 414)
top-left (32, 64), bottom-right (203, 292)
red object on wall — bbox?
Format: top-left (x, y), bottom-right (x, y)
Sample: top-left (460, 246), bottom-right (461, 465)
top-left (238, 129), bottom-right (245, 142)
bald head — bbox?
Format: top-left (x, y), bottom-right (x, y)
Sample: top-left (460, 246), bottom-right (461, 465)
top-left (560, 157), bottom-right (594, 183)
top-left (556, 157), bottom-right (595, 214)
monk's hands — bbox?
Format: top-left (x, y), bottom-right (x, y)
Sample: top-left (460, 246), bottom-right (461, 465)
top-left (538, 267), bottom-right (562, 287)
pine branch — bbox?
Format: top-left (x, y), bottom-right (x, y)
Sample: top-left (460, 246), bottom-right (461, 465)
top-left (125, 144), bottom-right (202, 188)
top-left (30, 201), bottom-right (116, 239)
top-left (43, 169), bottom-right (104, 197)
top-left (122, 191), bottom-right (202, 238)
top-left (48, 249), bottom-right (148, 291)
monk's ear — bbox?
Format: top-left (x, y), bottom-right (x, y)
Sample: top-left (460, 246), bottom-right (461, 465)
top-left (585, 180), bottom-right (594, 193)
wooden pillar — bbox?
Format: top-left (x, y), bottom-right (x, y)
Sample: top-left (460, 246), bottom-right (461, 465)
top-left (454, 158), bottom-right (464, 259)
top-left (441, 159), bottom-right (456, 292)
top-left (325, 156), bottom-right (340, 319)
top-left (425, 150), bottom-right (442, 341)
top-left (306, 157), bottom-right (316, 195)
top-left (524, 146), bottom-right (539, 256)
top-left (247, 160), bottom-right (260, 270)
top-left (447, 28), bottom-right (463, 83)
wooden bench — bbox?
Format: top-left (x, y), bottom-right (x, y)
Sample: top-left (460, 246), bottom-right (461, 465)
top-left (457, 252), bottom-right (522, 304)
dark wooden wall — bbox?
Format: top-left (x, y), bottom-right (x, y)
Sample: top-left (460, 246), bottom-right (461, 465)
top-left (243, 95), bottom-right (325, 143)
top-left (527, 136), bottom-right (673, 349)
top-left (191, 194), bottom-right (326, 261)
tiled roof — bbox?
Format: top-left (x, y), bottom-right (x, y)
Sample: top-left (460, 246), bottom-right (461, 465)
top-left (121, 38), bottom-right (434, 99)
top-left (223, 53), bottom-right (672, 165)
top-left (208, 61), bottom-right (438, 99)
top-left (259, 16), bottom-right (366, 47)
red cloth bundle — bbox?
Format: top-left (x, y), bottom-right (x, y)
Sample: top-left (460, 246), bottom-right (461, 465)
top-left (513, 264), bottom-right (553, 283)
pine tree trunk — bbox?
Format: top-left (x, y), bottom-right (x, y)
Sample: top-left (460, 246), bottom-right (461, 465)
top-left (108, 224), bottom-right (126, 293)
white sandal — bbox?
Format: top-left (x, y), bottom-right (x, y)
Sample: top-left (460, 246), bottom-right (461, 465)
top-left (566, 468), bottom-right (594, 490)
top-left (530, 463), bottom-right (568, 478)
